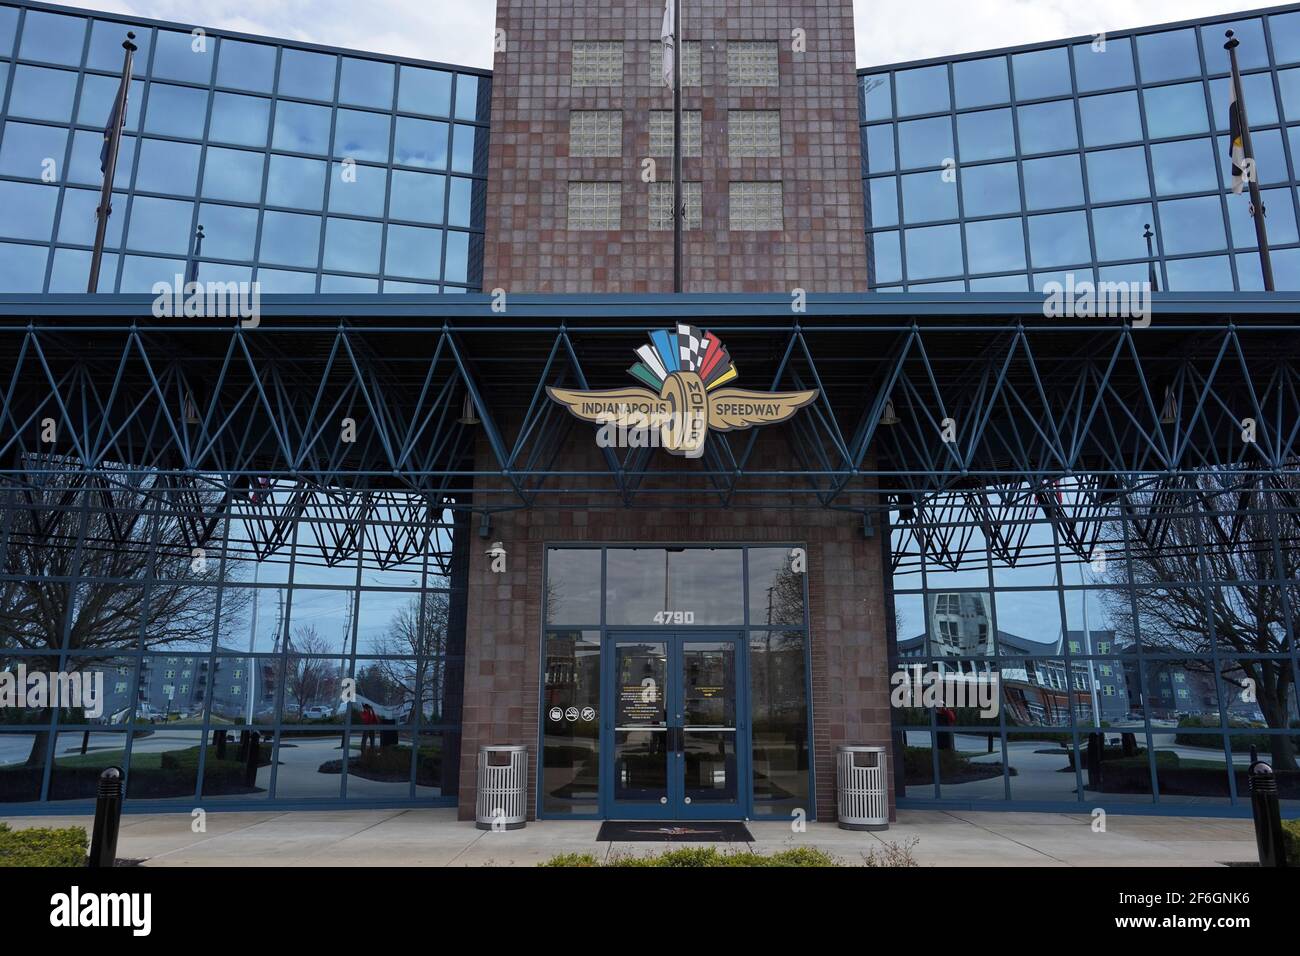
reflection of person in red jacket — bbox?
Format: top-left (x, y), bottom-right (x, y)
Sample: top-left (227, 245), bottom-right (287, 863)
top-left (936, 707), bottom-right (955, 751)
top-left (360, 703), bottom-right (379, 752)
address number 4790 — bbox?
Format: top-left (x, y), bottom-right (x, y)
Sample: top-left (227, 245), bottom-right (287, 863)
top-left (653, 610), bottom-right (695, 624)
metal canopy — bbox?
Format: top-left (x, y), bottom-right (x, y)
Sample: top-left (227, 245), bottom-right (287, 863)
top-left (0, 293), bottom-right (1296, 565)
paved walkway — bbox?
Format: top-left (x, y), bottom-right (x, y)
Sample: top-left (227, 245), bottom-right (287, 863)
top-left (0, 809), bottom-right (1262, 866)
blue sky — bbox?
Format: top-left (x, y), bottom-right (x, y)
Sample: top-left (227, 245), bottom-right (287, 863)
top-left (49, 0), bottom-right (1280, 69)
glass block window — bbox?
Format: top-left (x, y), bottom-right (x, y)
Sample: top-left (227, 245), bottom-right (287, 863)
top-left (650, 40), bottom-right (701, 86)
top-left (728, 41), bottom-right (779, 87)
top-left (570, 111), bottom-right (623, 157)
top-left (648, 181), bottom-right (701, 230)
top-left (571, 41), bottom-right (623, 87)
top-left (649, 110), bottom-right (701, 156)
top-left (728, 110), bottom-right (781, 157)
top-left (729, 181), bottom-right (783, 230)
top-left (568, 181), bottom-right (621, 230)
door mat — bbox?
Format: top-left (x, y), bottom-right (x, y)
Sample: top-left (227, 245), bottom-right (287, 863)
top-left (598, 821), bottom-right (753, 842)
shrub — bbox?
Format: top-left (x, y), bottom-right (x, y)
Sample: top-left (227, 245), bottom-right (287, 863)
top-left (609, 846), bottom-right (842, 867)
top-left (1283, 820), bottom-right (1300, 865)
top-left (903, 746), bottom-right (1007, 784)
top-left (317, 744), bottom-right (441, 784)
top-left (863, 837), bottom-right (920, 867)
top-left (765, 847), bottom-right (843, 867)
top-left (1175, 715), bottom-right (1300, 750)
top-left (538, 852), bottom-right (601, 867)
top-left (0, 821), bottom-right (88, 867)
top-left (616, 847), bottom-right (735, 867)
top-left (542, 846), bottom-right (870, 867)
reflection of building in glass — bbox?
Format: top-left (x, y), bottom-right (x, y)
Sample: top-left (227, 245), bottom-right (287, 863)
top-left (899, 620), bottom-right (1122, 727)
top-left (1117, 651), bottom-right (1265, 723)
top-left (87, 649), bottom-right (261, 724)
top-left (925, 592), bottom-right (992, 655)
top-left (901, 615), bottom-right (1274, 730)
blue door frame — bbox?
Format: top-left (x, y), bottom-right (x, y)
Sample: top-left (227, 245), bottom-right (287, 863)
top-left (600, 630), bottom-right (750, 820)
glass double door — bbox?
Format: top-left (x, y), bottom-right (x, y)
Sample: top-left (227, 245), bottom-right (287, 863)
top-left (603, 633), bottom-right (746, 819)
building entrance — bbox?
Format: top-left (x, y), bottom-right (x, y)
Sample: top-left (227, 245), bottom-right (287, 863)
top-left (538, 545), bottom-right (813, 821)
top-left (603, 633), bottom-right (746, 819)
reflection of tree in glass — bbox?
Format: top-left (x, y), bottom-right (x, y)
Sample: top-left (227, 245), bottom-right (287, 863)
top-left (1, 474), bottom-right (248, 765)
top-left (285, 625), bottom-right (340, 716)
top-left (1101, 475), bottom-right (1297, 770)
top-left (758, 562), bottom-right (803, 625)
top-left (367, 593), bottom-right (448, 721)
top-left (541, 578), bottom-right (559, 626)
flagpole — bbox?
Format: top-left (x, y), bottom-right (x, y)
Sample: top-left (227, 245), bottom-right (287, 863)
top-left (1143, 223), bottom-right (1158, 291)
top-left (186, 224), bottom-right (205, 285)
top-left (88, 31), bottom-right (137, 293)
top-left (1226, 29), bottom-right (1274, 291)
top-left (672, 0), bottom-right (683, 293)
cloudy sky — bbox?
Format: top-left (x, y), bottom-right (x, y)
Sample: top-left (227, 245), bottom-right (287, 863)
top-left (47, 0), bottom-right (1278, 69)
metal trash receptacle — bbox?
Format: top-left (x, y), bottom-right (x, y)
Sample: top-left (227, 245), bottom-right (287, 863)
top-left (837, 745), bottom-right (888, 831)
top-left (475, 744), bottom-right (527, 830)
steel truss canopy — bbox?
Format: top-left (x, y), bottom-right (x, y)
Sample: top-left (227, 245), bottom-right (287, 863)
top-left (0, 292), bottom-right (1297, 565)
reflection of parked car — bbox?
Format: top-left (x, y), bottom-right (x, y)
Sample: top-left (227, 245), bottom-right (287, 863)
top-left (303, 705), bottom-right (334, 720)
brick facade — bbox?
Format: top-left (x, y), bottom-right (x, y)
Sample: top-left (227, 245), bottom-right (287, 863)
top-left (460, 0), bottom-right (888, 822)
top-left (482, 0), bottom-right (869, 292)
top-left (457, 427), bottom-right (894, 822)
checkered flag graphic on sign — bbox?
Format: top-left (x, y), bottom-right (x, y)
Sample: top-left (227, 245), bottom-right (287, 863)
top-left (677, 323), bottom-right (706, 372)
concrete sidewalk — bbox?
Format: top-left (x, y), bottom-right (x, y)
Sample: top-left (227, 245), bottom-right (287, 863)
top-left (0, 809), bottom-right (1262, 866)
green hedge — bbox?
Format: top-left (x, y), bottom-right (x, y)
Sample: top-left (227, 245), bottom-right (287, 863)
top-left (1174, 715), bottom-right (1300, 750)
top-left (541, 847), bottom-right (842, 867)
top-left (1283, 820), bottom-right (1300, 865)
top-left (902, 745), bottom-right (1009, 784)
top-left (317, 744), bottom-right (441, 784)
top-left (0, 743), bottom-right (273, 801)
top-left (0, 822), bottom-right (87, 867)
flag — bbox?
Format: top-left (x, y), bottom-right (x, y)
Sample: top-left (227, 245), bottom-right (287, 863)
top-left (650, 328), bottom-right (680, 372)
top-left (660, 0), bottom-right (675, 90)
top-left (676, 323), bottom-right (705, 371)
top-left (100, 82), bottom-right (129, 173)
top-left (635, 342), bottom-right (669, 381)
top-left (1228, 78), bottom-right (1248, 195)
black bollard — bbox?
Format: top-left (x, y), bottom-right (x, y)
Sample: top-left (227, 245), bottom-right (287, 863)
top-left (237, 729), bottom-right (250, 762)
top-left (243, 731), bottom-right (260, 787)
top-left (214, 729), bottom-right (227, 759)
top-left (87, 766), bottom-right (123, 868)
top-left (1248, 750), bottom-right (1288, 868)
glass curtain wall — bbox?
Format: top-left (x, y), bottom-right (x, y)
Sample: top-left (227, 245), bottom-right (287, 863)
top-left (0, 1), bottom-right (489, 293)
top-left (861, 7), bottom-right (1300, 291)
top-left (889, 475), bottom-right (1299, 810)
top-left (0, 475), bottom-right (465, 807)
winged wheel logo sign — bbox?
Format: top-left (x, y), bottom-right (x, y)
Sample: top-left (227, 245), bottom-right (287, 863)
top-left (546, 325), bottom-right (818, 458)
